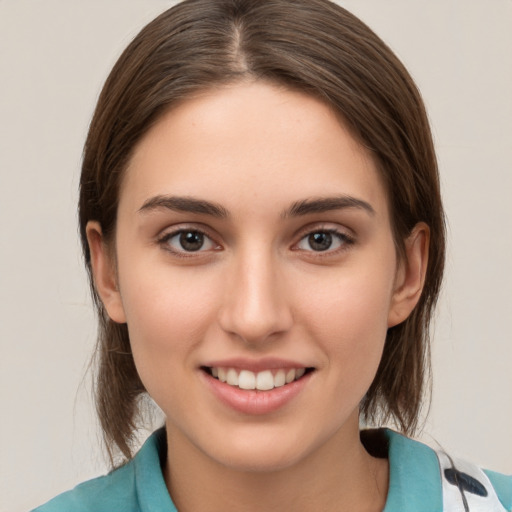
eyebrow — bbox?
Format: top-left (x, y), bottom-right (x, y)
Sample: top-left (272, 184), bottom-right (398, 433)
top-left (138, 195), bottom-right (229, 218)
top-left (283, 195), bottom-right (375, 218)
top-left (138, 194), bottom-right (375, 219)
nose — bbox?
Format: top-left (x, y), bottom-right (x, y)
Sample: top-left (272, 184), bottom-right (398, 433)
top-left (218, 248), bottom-right (293, 345)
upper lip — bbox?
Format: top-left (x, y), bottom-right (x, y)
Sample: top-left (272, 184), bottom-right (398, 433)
top-left (202, 357), bottom-right (311, 373)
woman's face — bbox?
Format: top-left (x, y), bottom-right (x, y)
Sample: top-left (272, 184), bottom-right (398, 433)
top-left (90, 82), bottom-right (423, 472)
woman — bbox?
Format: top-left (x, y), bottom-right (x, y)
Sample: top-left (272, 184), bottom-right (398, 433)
top-left (33, 0), bottom-right (511, 510)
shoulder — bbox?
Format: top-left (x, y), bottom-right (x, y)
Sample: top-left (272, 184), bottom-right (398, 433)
top-left (485, 469), bottom-right (512, 511)
top-left (31, 429), bottom-right (176, 512)
top-left (384, 429), bottom-right (512, 512)
top-left (31, 458), bottom-right (138, 512)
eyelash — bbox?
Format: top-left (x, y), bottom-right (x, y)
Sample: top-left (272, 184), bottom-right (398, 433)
top-left (157, 227), bottom-right (219, 258)
top-left (157, 226), bottom-right (355, 258)
top-left (294, 228), bottom-right (355, 256)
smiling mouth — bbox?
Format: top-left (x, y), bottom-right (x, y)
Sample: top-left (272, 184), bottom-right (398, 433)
top-left (202, 366), bottom-right (315, 391)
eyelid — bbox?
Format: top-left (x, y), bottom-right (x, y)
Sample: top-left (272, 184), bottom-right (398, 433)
top-left (293, 221), bottom-right (355, 240)
top-left (291, 223), bottom-right (355, 254)
top-left (157, 224), bottom-right (222, 256)
top-left (155, 222), bottom-right (355, 257)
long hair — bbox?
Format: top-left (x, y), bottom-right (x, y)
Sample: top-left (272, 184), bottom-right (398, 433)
top-left (79, 0), bottom-right (445, 463)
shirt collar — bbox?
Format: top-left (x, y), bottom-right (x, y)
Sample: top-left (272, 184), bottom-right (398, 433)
top-left (134, 428), bottom-right (178, 512)
top-left (383, 428), bottom-right (443, 512)
top-left (134, 427), bottom-right (444, 512)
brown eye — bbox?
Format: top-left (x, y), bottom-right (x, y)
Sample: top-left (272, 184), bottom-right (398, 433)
top-left (160, 229), bottom-right (217, 254)
top-left (307, 232), bottom-right (333, 251)
top-left (179, 231), bottom-right (205, 251)
top-left (295, 229), bottom-right (354, 253)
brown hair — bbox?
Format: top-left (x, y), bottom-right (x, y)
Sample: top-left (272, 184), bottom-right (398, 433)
top-left (79, 0), bottom-right (445, 462)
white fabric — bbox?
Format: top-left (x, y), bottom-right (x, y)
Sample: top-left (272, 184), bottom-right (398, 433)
top-left (437, 451), bottom-right (507, 512)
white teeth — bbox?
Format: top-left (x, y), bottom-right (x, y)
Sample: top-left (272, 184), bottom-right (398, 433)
top-left (238, 370), bottom-right (256, 390)
top-left (210, 366), bottom-right (308, 390)
top-left (274, 369), bottom-right (286, 388)
top-left (226, 368), bottom-right (239, 386)
top-left (285, 369), bottom-right (296, 384)
top-left (256, 370), bottom-right (274, 391)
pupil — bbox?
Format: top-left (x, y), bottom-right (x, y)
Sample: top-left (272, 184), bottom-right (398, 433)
top-left (309, 232), bottom-right (332, 251)
top-left (180, 231), bottom-right (204, 251)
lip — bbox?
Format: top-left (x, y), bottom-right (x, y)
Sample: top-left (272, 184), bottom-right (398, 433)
top-left (202, 357), bottom-right (307, 373)
top-left (200, 361), bottom-right (313, 415)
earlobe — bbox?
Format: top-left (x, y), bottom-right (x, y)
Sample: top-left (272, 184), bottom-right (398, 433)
top-left (388, 223), bottom-right (429, 328)
top-left (86, 221), bottom-right (126, 324)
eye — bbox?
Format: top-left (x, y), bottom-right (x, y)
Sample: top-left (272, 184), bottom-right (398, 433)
top-left (295, 229), bottom-right (353, 253)
top-left (159, 229), bottom-right (218, 254)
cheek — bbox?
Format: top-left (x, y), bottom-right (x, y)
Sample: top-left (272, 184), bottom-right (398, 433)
top-left (118, 262), bottom-right (221, 388)
top-left (296, 265), bottom-right (394, 381)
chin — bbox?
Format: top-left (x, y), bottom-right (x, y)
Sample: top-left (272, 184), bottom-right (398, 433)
top-left (216, 445), bottom-right (306, 473)
top-left (200, 426), bottom-right (324, 474)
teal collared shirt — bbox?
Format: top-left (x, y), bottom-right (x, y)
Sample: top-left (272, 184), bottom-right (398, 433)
top-left (33, 429), bottom-right (512, 512)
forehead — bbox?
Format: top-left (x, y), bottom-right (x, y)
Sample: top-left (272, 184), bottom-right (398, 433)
top-left (121, 82), bottom-right (388, 218)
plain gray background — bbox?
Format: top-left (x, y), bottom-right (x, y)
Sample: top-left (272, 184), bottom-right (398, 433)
top-left (1, 1), bottom-right (511, 511)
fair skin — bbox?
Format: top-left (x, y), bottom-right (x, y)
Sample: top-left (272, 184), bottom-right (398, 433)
top-left (87, 82), bottom-right (428, 512)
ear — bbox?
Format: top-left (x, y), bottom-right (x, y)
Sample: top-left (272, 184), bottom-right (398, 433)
top-left (86, 221), bottom-right (126, 324)
top-left (388, 223), bottom-right (430, 328)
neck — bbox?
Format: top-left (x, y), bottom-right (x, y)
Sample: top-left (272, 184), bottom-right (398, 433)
top-left (164, 419), bottom-right (389, 512)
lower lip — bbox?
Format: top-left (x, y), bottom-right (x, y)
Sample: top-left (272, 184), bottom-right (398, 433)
top-left (201, 370), bottom-right (313, 415)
